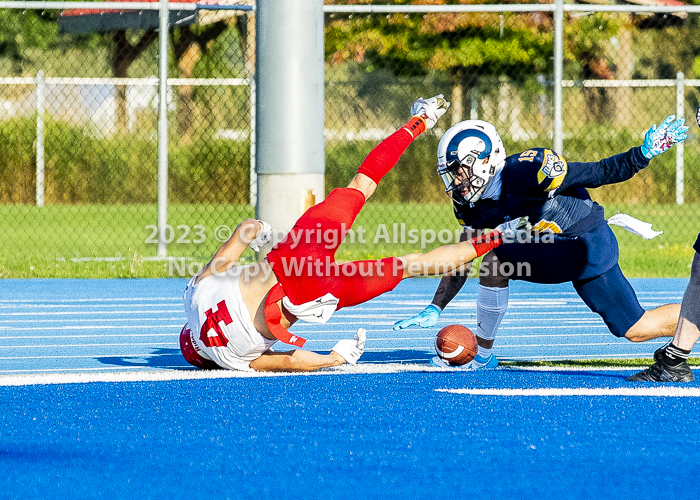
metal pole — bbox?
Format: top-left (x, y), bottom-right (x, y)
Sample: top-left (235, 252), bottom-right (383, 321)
top-left (256, 0), bottom-right (325, 239)
top-left (553, 0), bottom-right (564, 154)
top-left (36, 70), bottom-right (45, 208)
top-left (676, 72), bottom-right (684, 205)
top-left (250, 77), bottom-right (257, 211)
top-left (157, 0), bottom-right (169, 258)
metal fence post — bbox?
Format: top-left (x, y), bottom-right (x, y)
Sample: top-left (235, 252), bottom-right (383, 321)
top-left (676, 71), bottom-right (684, 206)
top-left (250, 77), bottom-right (257, 211)
top-left (36, 70), bottom-right (45, 208)
top-left (553, 0), bottom-right (564, 154)
top-left (157, 0), bottom-right (169, 258)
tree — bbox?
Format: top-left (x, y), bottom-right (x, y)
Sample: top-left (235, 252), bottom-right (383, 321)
top-left (325, 1), bottom-right (622, 125)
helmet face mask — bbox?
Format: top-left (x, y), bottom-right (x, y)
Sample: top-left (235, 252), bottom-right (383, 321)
top-left (436, 120), bottom-right (506, 205)
top-left (438, 155), bottom-right (491, 205)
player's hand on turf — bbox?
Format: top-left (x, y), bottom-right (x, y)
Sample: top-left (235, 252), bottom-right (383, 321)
top-left (410, 95), bottom-right (450, 129)
top-left (641, 114), bottom-right (689, 159)
top-left (331, 328), bottom-right (366, 365)
top-left (248, 220), bottom-right (273, 252)
top-left (393, 304), bottom-right (441, 330)
top-left (495, 216), bottom-right (533, 242)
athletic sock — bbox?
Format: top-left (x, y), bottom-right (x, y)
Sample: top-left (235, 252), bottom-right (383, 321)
top-left (660, 342), bottom-right (691, 366)
top-left (477, 345), bottom-right (492, 359)
top-left (356, 117), bottom-right (425, 185)
top-left (476, 285), bottom-right (509, 357)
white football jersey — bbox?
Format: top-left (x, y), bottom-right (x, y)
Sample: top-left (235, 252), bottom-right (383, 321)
top-left (184, 268), bottom-right (277, 371)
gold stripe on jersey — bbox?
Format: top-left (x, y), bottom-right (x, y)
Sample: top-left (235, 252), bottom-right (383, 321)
top-left (533, 219), bottom-right (562, 234)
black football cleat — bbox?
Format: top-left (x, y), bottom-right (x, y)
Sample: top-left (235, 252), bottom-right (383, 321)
top-left (627, 347), bottom-right (695, 383)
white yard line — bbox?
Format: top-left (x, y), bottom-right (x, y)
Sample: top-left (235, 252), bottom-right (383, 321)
top-left (436, 387), bottom-right (700, 397)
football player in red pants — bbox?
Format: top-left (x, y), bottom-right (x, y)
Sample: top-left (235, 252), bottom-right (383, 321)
top-left (180, 95), bottom-right (528, 372)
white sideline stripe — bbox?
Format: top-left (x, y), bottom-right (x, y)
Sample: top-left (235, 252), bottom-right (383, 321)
top-left (0, 318), bottom-right (184, 324)
top-left (0, 366), bottom-right (196, 375)
top-left (0, 303), bottom-right (178, 310)
top-left (0, 363), bottom-right (689, 387)
top-left (0, 364), bottom-right (449, 386)
top-left (0, 333), bottom-right (177, 339)
top-left (436, 388), bottom-right (700, 397)
top-left (0, 297), bottom-right (180, 303)
top-left (0, 343), bottom-right (176, 349)
top-left (1, 310), bottom-right (182, 317)
top-left (0, 353), bottom-right (175, 360)
top-left (0, 325), bottom-right (183, 331)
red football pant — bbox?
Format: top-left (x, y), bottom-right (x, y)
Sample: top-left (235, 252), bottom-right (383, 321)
top-left (267, 187), bottom-right (404, 309)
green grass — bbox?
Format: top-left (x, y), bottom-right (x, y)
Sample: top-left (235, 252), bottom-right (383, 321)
top-left (500, 358), bottom-right (700, 368)
top-left (0, 202), bottom-right (697, 278)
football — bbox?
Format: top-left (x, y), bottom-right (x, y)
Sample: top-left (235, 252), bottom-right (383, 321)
top-left (434, 324), bottom-right (478, 366)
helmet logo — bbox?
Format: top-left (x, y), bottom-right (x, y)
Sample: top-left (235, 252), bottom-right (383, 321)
top-left (537, 149), bottom-right (568, 192)
top-left (446, 129), bottom-right (492, 166)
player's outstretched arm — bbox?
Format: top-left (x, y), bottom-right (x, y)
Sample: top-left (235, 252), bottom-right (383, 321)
top-left (394, 228), bottom-right (474, 330)
top-left (250, 329), bottom-right (366, 372)
top-left (197, 219), bottom-right (272, 282)
top-left (399, 218), bottom-right (530, 279)
top-left (557, 115), bottom-right (688, 192)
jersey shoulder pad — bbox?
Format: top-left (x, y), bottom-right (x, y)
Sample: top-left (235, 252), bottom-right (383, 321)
top-left (507, 148), bottom-right (568, 193)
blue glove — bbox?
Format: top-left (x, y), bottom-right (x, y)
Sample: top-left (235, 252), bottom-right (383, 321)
top-left (641, 114), bottom-right (689, 159)
top-left (393, 304), bottom-right (441, 330)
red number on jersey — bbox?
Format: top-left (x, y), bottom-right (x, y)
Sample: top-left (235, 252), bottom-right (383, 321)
top-left (199, 300), bottom-right (233, 348)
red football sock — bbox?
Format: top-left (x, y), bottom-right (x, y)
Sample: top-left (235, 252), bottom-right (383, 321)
top-left (356, 117), bottom-right (426, 185)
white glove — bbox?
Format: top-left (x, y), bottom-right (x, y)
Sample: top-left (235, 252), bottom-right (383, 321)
top-left (249, 220), bottom-right (273, 252)
top-left (331, 328), bottom-right (366, 365)
top-left (495, 216), bottom-right (532, 242)
top-left (410, 94), bottom-right (450, 130)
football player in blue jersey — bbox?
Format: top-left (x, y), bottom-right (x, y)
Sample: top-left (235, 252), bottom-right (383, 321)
top-left (395, 115), bottom-right (696, 382)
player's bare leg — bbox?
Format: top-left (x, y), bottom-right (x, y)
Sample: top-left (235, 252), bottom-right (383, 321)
top-left (624, 304), bottom-right (681, 342)
top-left (347, 173), bottom-right (378, 201)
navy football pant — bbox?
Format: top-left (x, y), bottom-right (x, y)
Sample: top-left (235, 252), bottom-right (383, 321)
top-left (493, 224), bottom-right (644, 338)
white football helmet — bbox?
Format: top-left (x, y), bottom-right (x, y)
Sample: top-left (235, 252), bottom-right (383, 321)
top-left (436, 120), bottom-right (506, 204)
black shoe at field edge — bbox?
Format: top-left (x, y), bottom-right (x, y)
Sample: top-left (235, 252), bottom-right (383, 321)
top-left (627, 347), bottom-right (695, 383)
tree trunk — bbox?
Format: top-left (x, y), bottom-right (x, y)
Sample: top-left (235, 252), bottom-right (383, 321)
top-left (449, 67), bottom-right (464, 125)
top-left (112, 31), bottom-right (130, 135)
top-left (177, 43), bottom-right (201, 139)
top-left (614, 22), bottom-right (634, 128)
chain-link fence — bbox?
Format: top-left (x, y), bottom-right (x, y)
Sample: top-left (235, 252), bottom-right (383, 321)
top-left (1, 2), bottom-right (699, 278)
top-left (0, 2), bottom-right (255, 277)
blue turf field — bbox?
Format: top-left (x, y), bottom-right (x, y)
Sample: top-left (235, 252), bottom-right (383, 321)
top-left (1, 278), bottom-right (699, 499)
top-left (0, 277), bottom-right (694, 374)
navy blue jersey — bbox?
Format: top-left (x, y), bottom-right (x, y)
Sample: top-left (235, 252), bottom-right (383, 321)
top-left (453, 146), bottom-right (650, 236)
